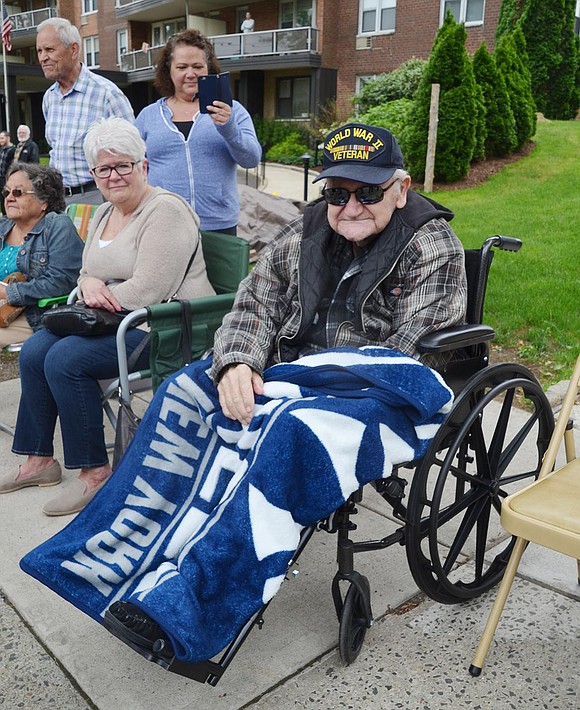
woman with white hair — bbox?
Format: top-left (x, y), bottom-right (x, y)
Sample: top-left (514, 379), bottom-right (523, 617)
top-left (1, 117), bottom-right (214, 516)
top-left (14, 125), bottom-right (39, 163)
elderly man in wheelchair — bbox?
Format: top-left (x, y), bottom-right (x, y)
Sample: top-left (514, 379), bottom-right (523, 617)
top-left (23, 122), bottom-right (551, 682)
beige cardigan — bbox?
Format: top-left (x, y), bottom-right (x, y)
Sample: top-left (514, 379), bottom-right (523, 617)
top-left (77, 187), bottom-right (215, 310)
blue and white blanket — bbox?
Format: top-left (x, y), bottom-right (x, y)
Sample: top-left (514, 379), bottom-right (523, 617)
top-left (21, 347), bottom-right (453, 663)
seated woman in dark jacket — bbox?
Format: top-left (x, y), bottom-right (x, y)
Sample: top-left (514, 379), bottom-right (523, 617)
top-left (0, 162), bottom-right (83, 347)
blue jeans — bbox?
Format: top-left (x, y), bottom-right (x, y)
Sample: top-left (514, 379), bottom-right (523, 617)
top-left (12, 327), bottom-right (150, 469)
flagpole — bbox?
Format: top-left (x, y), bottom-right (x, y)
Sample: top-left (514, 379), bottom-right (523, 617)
top-left (1, 0), bottom-right (10, 135)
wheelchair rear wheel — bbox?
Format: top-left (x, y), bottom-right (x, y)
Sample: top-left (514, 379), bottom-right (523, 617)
top-left (405, 363), bottom-right (553, 604)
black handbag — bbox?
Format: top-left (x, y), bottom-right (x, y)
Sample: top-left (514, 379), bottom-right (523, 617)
top-left (42, 301), bottom-right (131, 336)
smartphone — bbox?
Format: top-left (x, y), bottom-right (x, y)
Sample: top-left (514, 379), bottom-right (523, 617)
top-left (198, 72), bottom-right (233, 114)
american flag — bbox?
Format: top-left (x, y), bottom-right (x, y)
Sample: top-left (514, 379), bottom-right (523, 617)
top-left (2, 5), bottom-right (13, 53)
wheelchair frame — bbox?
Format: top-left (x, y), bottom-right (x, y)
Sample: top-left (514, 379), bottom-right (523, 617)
top-left (103, 235), bottom-right (555, 683)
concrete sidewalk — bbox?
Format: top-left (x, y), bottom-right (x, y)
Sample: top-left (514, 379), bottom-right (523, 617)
top-left (1, 371), bottom-right (579, 709)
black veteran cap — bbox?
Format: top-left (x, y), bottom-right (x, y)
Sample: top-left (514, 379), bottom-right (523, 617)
top-left (313, 123), bottom-right (404, 185)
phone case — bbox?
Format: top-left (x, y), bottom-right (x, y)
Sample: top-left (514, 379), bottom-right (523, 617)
top-left (198, 73), bottom-right (233, 113)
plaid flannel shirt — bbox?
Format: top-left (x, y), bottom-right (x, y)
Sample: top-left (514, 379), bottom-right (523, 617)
top-left (211, 205), bottom-right (467, 381)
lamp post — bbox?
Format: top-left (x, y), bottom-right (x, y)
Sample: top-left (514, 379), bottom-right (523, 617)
top-left (301, 153), bottom-right (311, 202)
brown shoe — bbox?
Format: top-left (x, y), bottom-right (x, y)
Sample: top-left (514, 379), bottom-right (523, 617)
top-left (42, 476), bottom-right (109, 517)
top-left (0, 461), bottom-right (62, 494)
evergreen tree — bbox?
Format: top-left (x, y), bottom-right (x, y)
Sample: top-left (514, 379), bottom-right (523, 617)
top-left (472, 43), bottom-right (517, 157)
top-left (520, 0), bottom-right (579, 119)
top-left (472, 83), bottom-right (487, 163)
top-left (495, 28), bottom-right (536, 148)
top-left (496, 0), bottom-right (526, 41)
top-left (406, 13), bottom-right (477, 182)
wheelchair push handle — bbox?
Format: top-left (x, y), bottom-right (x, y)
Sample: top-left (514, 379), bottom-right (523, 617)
top-left (485, 235), bottom-right (522, 253)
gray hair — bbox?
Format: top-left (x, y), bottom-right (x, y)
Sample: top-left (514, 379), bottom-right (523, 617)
top-left (37, 17), bottom-right (81, 47)
top-left (17, 124), bottom-right (31, 140)
top-left (6, 162), bottom-right (66, 213)
top-left (83, 117), bottom-right (146, 168)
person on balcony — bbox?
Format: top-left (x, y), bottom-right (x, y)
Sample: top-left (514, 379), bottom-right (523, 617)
top-left (135, 29), bottom-right (262, 235)
top-left (36, 18), bottom-right (135, 205)
top-left (240, 12), bottom-right (255, 33)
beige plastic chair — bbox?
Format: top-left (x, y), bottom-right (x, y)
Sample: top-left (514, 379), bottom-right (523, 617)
top-left (469, 353), bottom-right (580, 676)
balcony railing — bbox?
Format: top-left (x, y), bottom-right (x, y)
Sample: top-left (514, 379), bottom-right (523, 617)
top-left (120, 26), bottom-right (319, 72)
top-left (119, 44), bottom-right (164, 72)
top-left (10, 6), bottom-right (57, 32)
top-left (212, 27), bottom-right (319, 59)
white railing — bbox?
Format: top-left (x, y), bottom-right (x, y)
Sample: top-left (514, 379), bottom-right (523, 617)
top-left (212, 27), bottom-right (319, 59)
top-left (120, 26), bottom-right (319, 72)
top-left (119, 44), bottom-right (164, 72)
top-left (10, 6), bottom-right (57, 32)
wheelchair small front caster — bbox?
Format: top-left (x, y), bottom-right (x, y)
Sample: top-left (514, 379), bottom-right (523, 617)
top-left (338, 579), bottom-right (372, 664)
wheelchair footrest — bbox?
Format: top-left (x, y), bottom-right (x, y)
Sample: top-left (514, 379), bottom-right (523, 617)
top-left (103, 610), bottom-right (225, 684)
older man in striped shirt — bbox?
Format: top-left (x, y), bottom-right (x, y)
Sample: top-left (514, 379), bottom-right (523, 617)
top-left (36, 17), bottom-right (135, 205)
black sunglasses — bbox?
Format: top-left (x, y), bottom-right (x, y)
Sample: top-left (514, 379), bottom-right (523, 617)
top-left (322, 181), bottom-right (399, 206)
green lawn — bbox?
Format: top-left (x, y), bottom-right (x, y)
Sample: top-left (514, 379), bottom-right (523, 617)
top-left (431, 120), bottom-right (579, 383)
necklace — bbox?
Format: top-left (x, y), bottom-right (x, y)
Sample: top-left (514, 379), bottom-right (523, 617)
top-left (169, 96), bottom-right (199, 120)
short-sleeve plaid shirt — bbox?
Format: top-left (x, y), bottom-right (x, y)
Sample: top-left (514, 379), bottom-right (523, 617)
top-left (42, 63), bottom-right (135, 187)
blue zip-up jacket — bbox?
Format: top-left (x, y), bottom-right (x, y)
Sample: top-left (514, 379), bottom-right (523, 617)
top-left (135, 98), bottom-right (262, 231)
top-left (1, 212), bottom-right (84, 330)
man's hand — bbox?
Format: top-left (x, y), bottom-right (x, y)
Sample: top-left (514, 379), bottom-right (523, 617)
top-left (217, 363), bottom-right (264, 425)
top-left (80, 277), bottom-right (122, 312)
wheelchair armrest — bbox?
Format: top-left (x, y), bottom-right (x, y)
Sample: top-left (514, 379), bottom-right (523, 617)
top-left (417, 324), bottom-right (496, 353)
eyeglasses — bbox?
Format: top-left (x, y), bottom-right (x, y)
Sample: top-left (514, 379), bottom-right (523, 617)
top-left (91, 161), bottom-right (141, 179)
top-left (321, 181), bottom-right (399, 207)
top-left (1, 187), bottom-right (35, 198)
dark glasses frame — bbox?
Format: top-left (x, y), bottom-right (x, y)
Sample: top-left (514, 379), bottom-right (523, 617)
top-left (322, 180), bottom-right (399, 206)
top-left (91, 161), bottom-right (141, 179)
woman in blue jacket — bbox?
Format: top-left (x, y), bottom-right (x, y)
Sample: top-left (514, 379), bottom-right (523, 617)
top-left (135, 29), bottom-right (262, 234)
top-left (0, 162), bottom-right (83, 347)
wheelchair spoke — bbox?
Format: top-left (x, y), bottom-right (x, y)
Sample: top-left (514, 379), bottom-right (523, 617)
top-left (487, 388), bottom-right (514, 470)
top-left (440, 495), bottom-right (488, 575)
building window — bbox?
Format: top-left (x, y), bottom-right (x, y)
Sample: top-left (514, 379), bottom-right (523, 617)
top-left (280, 0), bottom-right (314, 29)
top-left (276, 76), bottom-right (310, 118)
top-left (152, 18), bottom-right (187, 47)
top-left (117, 29), bottom-right (128, 66)
top-left (359, 0), bottom-right (396, 35)
top-left (440, 0), bottom-right (485, 26)
top-left (83, 36), bottom-right (99, 68)
top-left (82, 0), bottom-right (97, 14)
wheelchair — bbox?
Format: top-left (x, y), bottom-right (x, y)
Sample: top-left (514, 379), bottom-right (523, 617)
top-left (103, 235), bottom-right (554, 685)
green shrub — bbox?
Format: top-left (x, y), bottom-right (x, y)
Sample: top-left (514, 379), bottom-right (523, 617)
top-left (266, 134), bottom-right (310, 164)
top-left (354, 58), bottom-right (427, 113)
top-left (406, 13), bottom-right (477, 182)
top-left (472, 42), bottom-right (517, 157)
top-left (495, 28), bottom-right (536, 148)
top-left (252, 117), bottom-right (310, 152)
top-left (350, 99), bottom-right (414, 157)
